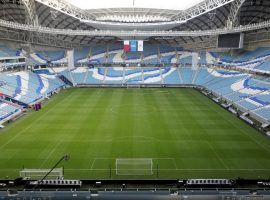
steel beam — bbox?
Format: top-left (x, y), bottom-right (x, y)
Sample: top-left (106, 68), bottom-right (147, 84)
top-left (172, 0), bottom-right (235, 21)
top-left (227, 0), bottom-right (246, 27)
top-left (35, 0), bottom-right (235, 27)
top-left (0, 28), bottom-right (80, 48)
top-left (0, 18), bottom-right (270, 37)
top-left (21, 0), bottom-right (38, 25)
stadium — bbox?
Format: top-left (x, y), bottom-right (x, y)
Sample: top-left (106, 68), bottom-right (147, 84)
top-left (0, 0), bottom-right (270, 199)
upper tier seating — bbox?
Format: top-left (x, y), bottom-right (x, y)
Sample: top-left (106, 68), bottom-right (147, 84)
top-left (210, 47), bottom-right (270, 73)
top-left (0, 44), bottom-right (21, 58)
top-left (35, 51), bottom-right (66, 62)
top-left (125, 52), bottom-right (142, 62)
top-left (1, 43), bottom-right (270, 75)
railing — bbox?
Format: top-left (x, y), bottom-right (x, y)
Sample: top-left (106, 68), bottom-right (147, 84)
top-left (1, 19), bottom-right (270, 37)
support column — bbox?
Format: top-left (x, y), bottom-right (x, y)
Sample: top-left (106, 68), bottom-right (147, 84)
top-left (227, 0), bottom-right (246, 28)
top-left (67, 49), bottom-right (75, 70)
top-left (21, 0), bottom-right (39, 70)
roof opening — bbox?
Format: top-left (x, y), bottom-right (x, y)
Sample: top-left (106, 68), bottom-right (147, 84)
top-left (66, 0), bottom-right (204, 10)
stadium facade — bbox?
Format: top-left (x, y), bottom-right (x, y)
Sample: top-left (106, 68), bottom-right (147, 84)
top-left (0, 0), bottom-right (270, 199)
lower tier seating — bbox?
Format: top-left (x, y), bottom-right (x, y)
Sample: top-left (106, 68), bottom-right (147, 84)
top-left (0, 71), bottom-right (65, 105)
top-left (0, 101), bottom-right (21, 122)
top-left (51, 66), bottom-right (270, 122)
top-left (2, 66), bottom-right (270, 122)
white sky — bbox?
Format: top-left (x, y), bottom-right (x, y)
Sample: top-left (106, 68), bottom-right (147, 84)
top-left (66, 0), bottom-right (204, 10)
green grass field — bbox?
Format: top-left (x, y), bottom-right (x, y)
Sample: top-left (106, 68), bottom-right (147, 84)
top-left (0, 88), bottom-right (270, 180)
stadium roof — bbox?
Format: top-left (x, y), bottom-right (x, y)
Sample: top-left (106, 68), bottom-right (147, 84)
top-left (66, 0), bottom-right (204, 11)
top-left (0, 0), bottom-right (270, 49)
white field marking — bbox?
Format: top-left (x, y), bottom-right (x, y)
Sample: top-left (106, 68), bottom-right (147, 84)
top-left (234, 120), bottom-right (270, 154)
top-left (77, 138), bottom-right (245, 143)
top-left (201, 95), bottom-right (270, 154)
top-left (108, 102), bottom-right (190, 115)
top-left (38, 140), bottom-right (63, 169)
top-left (239, 130), bottom-right (270, 154)
top-left (1, 168), bottom-right (270, 172)
top-left (113, 136), bottom-right (161, 142)
top-left (153, 91), bottom-right (170, 93)
top-left (180, 101), bottom-right (228, 170)
top-left (109, 104), bottom-right (157, 116)
top-left (90, 158), bottom-right (96, 170)
top-left (172, 158), bottom-right (178, 169)
top-left (0, 91), bottom-right (73, 150)
top-left (88, 157), bottom-right (178, 170)
top-left (108, 100), bottom-right (192, 113)
top-left (206, 141), bottom-right (229, 170)
top-left (109, 106), bottom-right (192, 113)
top-left (85, 136), bottom-right (161, 142)
top-left (62, 168), bottom-right (270, 171)
top-left (88, 157), bottom-right (177, 160)
top-left (109, 103), bottom-right (157, 110)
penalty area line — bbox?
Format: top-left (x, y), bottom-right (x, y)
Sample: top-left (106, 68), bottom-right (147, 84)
top-left (62, 168), bottom-right (270, 171)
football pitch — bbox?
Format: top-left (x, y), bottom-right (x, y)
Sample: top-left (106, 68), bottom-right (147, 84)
top-left (0, 88), bottom-right (270, 180)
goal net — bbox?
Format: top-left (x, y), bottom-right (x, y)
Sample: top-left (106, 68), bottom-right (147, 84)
top-left (20, 168), bottom-right (63, 179)
top-left (115, 158), bottom-right (153, 175)
top-left (126, 84), bottom-right (141, 89)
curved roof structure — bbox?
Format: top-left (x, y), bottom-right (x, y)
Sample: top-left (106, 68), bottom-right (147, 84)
top-left (65, 0), bottom-right (205, 11)
top-left (0, 0), bottom-right (269, 49)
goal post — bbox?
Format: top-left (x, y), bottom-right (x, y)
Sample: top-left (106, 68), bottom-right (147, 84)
top-left (115, 158), bottom-right (153, 175)
top-left (126, 84), bottom-right (141, 89)
top-left (20, 168), bottom-right (64, 179)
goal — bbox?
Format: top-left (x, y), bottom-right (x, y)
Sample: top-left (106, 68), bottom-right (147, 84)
top-left (126, 84), bottom-right (141, 89)
top-left (115, 158), bottom-right (153, 175)
top-left (20, 167), bottom-right (64, 179)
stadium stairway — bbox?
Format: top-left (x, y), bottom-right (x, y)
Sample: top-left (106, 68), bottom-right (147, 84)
top-left (159, 68), bottom-right (164, 84)
top-left (162, 67), bottom-right (182, 84)
top-left (102, 68), bottom-right (107, 84)
top-left (191, 69), bottom-right (199, 84)
top-left (57, 74), bottom-right (73, 86)
top-left (141, 68), bottom-right (145, 83)
top-left (83, 69), bottom-right (89, 84)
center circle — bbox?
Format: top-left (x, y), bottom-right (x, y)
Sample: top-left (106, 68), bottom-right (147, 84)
top-left (110, 104), bottom-right (157, 115)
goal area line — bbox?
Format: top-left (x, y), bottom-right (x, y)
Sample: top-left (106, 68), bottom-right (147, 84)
top-left (1, 168), bottom-right (269, 171)
top-left (19, 167), bottom-right (64, 179)
top-left (63, 168), bottom-right (270, 171)
top-left (115, 158), bottom-right (153, 176)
